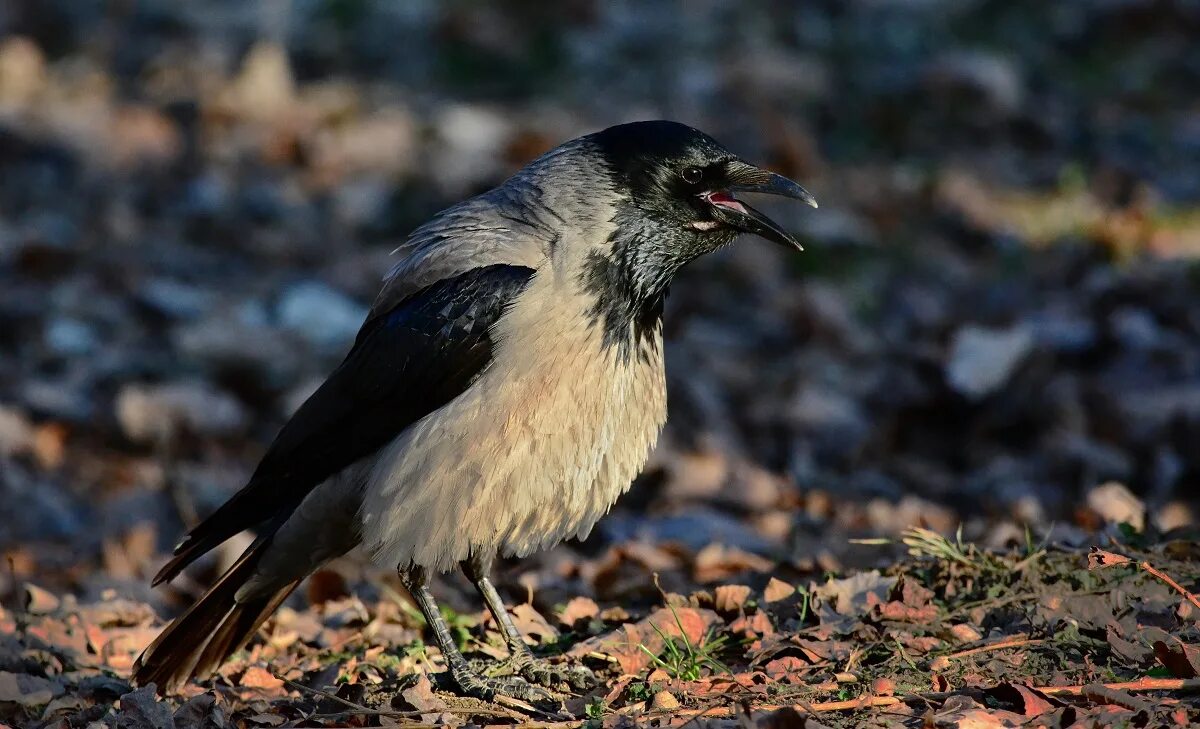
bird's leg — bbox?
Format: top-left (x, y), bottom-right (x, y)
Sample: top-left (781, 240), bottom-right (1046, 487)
top-left (397, 564), bottom-right (552, 704)
top-left (462, 552), bottom-right (595, 691)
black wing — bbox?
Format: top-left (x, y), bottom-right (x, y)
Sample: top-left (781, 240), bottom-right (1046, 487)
top-left (155, 264), bottom-right (537, 584)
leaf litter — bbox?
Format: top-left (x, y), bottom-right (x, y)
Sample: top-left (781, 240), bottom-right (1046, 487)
top-left (0, 533), bottom-right (1196, 728)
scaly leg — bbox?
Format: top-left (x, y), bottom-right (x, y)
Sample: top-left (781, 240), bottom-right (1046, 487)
top-left (397, 564), bottom-right (552, 703)
top-left (462, 552), bottom-right (595, 691)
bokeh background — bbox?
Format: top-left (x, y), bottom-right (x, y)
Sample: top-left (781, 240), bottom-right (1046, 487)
top-left (2, 0), bottom-right (1199, 613)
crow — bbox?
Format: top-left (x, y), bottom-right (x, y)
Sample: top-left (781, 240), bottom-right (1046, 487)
top-left (133, 120), bottom-right (817, 700)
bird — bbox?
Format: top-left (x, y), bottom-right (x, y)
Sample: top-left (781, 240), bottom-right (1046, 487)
top-left (132, 120), bottom-right (817, 701)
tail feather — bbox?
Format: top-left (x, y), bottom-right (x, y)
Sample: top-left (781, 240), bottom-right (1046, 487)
top-left (134, 537), bottom-right (299, 691)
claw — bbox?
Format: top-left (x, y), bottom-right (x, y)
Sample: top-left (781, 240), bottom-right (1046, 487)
top-left (451, 664), bottom-right (555, 706)
top-left (511, 654), bottom-right (596, 692)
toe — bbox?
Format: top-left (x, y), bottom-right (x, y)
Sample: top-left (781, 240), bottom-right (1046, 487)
top-left (566, 665), bottom-right (596, 690)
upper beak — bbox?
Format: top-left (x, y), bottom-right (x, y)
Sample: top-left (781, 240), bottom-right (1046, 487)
top-left (705, 160), bottom-right (817, 251)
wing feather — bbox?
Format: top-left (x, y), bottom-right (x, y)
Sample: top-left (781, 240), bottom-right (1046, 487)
top-left (154, 264), bottom-right (537, 584)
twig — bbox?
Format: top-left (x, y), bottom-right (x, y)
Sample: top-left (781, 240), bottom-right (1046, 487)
top-left (1081, 684), bottom-right (1151, 712)
top-left (943, 637), bottom-right (1044, 660)
top-left (666, 677), bottom-right (1200, 718)
top-left (1089, 547), bottom-right (1200, 612)
top-left (1140, 561), bottom-right (1200, 612)
top-left (281, 677), bottom-right (518, 720)
top-left (1036, 677), bottom-right (1200, 696)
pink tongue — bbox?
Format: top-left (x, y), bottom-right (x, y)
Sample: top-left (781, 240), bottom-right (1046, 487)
top-left (708, 191), bottom-right (748, 215)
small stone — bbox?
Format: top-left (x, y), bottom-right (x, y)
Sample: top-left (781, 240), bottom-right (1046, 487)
top-left (0, 405), bottom-right (34, 457)
top-left (945, 324), bottom-right (1033, 399)
top-left (1086, 481), bottom-right (1145, 531)
top-left (44, 317), bottom-right (97, 356)
top-left (115, 381), bottom-right (248, 444)
top-left (277, 281), bottom-right (367, 352)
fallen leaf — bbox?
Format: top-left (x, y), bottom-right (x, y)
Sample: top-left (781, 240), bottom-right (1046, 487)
top-left (1088, 547), bottom-right (1132, 570)
top-left (115, 684), bottom-right (175, 729)
top-left (567, 607), bottom-right (721, 674)
top-left (238, 667), bottom-right (285, 693)
top-left (1153, 636), bottom-right (1200, 678)
top-left (984, 683), bottom-right (1057, 718)
top-left (756, 706), bottom-right (835, 729)
top-left (763, 578), bottom-right (796, 603)
top-left (0, 671), bottom-right (62, 707)
top-left (811, 570), bottom-right (897, 633)
top-left (764, 656), bottom-right (809, 684)
top-left (557, 596), bottom-right (600, 627)
top-left (871, 677), bottom-right (895, 696)
top-left (713, 584), bottom-right (752, 613)
top-left (510, 603), bottom-right (558, 644)
top-left (949, 624), bottom-right (982, 643)
top-left (173, 692), bottom-right (226, 729)
top-left (22, 584), bottom-right (59, 614)
top-left (396, 673), bottom-right (447, 713)
top-left (693, 544), bottom-right (773, 582)
top-left (650, 690), bottom-right (680, 710)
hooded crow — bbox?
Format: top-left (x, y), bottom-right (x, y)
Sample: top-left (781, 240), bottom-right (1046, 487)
top-left (133, 120), bottom-right (817, 700)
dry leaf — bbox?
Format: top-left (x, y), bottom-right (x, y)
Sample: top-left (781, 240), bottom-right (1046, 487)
top-left (713, 584), bottom-right (752, 613)
top-left (0, 671), bottom-right (63, 707)
top-left (763, 577), bottom-right (796, 603)
top-left (1088, 547), bottom-right (1132, 570)
top-left (557, 596), bottom-right (600, 627)
top-left (238, 667), bottom-right (284, 693)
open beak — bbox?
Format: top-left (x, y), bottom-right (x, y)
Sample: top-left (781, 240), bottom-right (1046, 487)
top-left (703, 160), bottom-right (817, 251)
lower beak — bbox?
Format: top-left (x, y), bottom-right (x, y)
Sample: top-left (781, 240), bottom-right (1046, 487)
top-left (708, 161), bottom-right (818, 252)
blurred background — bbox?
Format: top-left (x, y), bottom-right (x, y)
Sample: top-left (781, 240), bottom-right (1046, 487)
top-left (1, 0), bottom-right (1199, 612)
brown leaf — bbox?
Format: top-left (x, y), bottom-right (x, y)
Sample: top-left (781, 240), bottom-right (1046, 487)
top-left (397, 673), bottom-right (447, 713)
top-left (871, 677), bottom-right (895, 696)
top-left (713, 584), bottom-right (752, 613)
top-left (949, 623), bottom-right (982, 643)
top-left (764, 656), bottom-right (809, 684)
top-left (557, 596), bottom-right (599, 627)
top-left (868, 594), bottom-right (939, 624)
top-left (755, 705), bottom-right (835, 729)
top-left (763, 578), bottom-right (796, 603)
top-left (116, 684), bottom-right (175, 729)
top-left (0, 671), bottom-right (63, 707)
top-left (238, 667), bottom-right (285, 694)
top-left (567, 607), bottom-right (721, 674)
top-left (984, 683), bottom-right (1057, 718)
top-left (693, 544), bottom-right (773, 583)
top-left (1153, 637), bottom-right (1200, 678)
top-left (729, 611), bottom-right (774, 641)
top-left (509, 603), bottom-right (558, 644)
top-left (1088, 547), bottom-right (1132, 570)
top-left (812, 571), bottom-right (896, 632)
top-left (22, 584), bottom-right (59, 614)
top-left (173, 693), bottom-right (225, 729)
top-left (649, 690), bottom-right (680, 710)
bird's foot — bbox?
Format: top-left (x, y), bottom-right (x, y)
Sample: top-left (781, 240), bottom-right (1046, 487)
top-left (450, 663), bottom-right (555, 706)
top-left (474, 652), bottom-right (595, 691)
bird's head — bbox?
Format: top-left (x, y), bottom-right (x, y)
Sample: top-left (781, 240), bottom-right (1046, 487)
top-left (588, 120), bottom-right (817, 267)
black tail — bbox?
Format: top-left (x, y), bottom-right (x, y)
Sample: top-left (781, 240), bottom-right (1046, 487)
top-left (133, 537), bottom-right (299, 691)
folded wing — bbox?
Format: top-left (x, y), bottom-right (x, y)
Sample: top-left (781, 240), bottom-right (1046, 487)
top-left (153, 263), bottom-right (538, 585)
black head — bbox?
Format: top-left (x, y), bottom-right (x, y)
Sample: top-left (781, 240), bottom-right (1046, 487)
top-left (589, 120), bottom-right (817, 255)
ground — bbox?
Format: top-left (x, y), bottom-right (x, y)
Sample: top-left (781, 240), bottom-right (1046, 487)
top-left (2, 1), bottom-right (1200, 727)
top-left (4, 534), bottom-right (1199, 726)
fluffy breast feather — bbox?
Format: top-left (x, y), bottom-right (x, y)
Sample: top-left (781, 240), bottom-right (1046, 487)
top-left (358, 265), bottom-right (667, 572)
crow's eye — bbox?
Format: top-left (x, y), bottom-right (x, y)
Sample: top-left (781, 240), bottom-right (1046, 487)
top-left (681, 166), bottom-right (703, 185)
